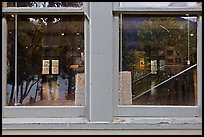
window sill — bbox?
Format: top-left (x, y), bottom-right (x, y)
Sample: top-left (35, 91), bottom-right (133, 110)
top-left (2, 117), bottom-right (202, 130)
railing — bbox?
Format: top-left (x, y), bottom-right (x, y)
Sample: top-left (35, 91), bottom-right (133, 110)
top-left (132, 65), bottom-right (166, 84)
top-left (132, 64), bottom-right (197, 101)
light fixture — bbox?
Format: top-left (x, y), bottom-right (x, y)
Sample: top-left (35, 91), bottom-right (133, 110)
top-left (61, 33), bottom-right (65, 36)
top-left (11, 15), bottom-right (15, 17)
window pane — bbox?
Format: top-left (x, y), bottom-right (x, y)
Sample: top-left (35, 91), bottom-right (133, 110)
top-left (119, 15), bottom-right (197, 106)
top-left (7, 15), bottom-right (15, 106)
top-left (6, 2), bottom-right (83, 8)
top-left (120, 2), bottom-right (201, 8)
top-left (7, 15), bottom-right (85, 106)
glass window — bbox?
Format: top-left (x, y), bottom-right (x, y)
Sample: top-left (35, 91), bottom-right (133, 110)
top-left (120, 2), bottom-right (201, 8)
top-left (6, 2), bottom-right (83, 8)
top-left (7, 15), bottom-right (85, 106)
top-left (119, 15), bottom-right (197, 106)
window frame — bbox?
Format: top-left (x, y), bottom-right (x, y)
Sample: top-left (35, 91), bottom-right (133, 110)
top-left (113, 2), bottom-right (202, 117)
top-left (2, 3), bottom-right (202, 131)
top-left (2, 2), bottom-right (89, 118)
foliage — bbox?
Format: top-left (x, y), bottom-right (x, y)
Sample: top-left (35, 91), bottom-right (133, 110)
top-left (7, 2), bottom-right (83, 7)
top-left (7, 14), bottom-right (84, 105)
top-left (137, 17), bottom-right (197, 65)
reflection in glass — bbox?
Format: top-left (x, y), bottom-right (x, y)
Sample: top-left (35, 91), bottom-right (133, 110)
top-left (119, 15), bottom-right (197, 106)
top-left (7, 15), bottom-right (15, 106)
top-left (7, 15), bottom-right (84, 106)
top-left (6, 2), bottom-right (83, 8)
top-left (120, 2), bottom-right (201, 8)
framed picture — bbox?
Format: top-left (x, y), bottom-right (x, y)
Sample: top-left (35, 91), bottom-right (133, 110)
top-left (52, 60), bottom-right (59, 74)
top-left (42, 60), bottom-right (50, 74)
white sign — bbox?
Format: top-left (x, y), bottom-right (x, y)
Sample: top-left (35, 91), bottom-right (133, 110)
top-left (151, 60), bottom-right (157, 74)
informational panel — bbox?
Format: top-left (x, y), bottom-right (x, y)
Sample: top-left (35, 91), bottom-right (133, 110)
top-left (151, 60), bottom-right (157, 74)
top-left (52, 60), bottom-right (59, 74)
top-left (42, 60), bottom-right (50, 74)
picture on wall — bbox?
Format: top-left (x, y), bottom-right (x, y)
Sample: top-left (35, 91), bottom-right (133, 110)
top-left (42, 60), bottom-right (50, 74)
top-left (52, 60), bottom-right (59, 74)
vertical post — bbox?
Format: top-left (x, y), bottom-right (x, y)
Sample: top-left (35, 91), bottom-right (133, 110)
top-left (89, 2), bottom-right (113, 122)
top-left (2, 16), bottom-right (7, 112)
top-left (119, 14), bottom-right (123, 73)
top-left (113, 15), bottom-right (119, 116)
top-left (14, 6), bottom-right (18, 106)
top-left (197, 16), bottom-right (202, 117)
top-left (85, 12), bottom-right (90, 117)
top-left (2, 0), bottom-right (8, 111)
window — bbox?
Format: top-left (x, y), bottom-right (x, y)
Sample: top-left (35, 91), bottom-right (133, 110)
top-left (2, 2), bottom-right (202, 130)
top-left (2, 2), bottom-right (87, 118)
top-left (6, 2), bottom-right (83, 8)
top-left (7, 15), bottom-right (84, 106)
top-left (120, 2), bottom-right (201, 8)
top-left (114, 2), bottom-right (202, 117)
top-left (119, 15), bottom-right (197, 106)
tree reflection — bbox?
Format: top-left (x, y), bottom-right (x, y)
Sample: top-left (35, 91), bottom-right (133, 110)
top-left (7, 16), bottom-right (15, 105)
top-left (7, 15), bottom-right (84, 106)
top-left (122, 16), bottom-right (197, 105)
top-left (7, 2), bottom-right (83, 7)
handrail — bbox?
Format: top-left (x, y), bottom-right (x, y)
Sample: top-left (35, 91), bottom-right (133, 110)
top-left (132, 65), bottom-right (166, 84)
top-left (132, 64), bottom-right (197, 101)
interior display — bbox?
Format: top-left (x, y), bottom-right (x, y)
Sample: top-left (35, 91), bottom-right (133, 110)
top-left (7, 15), bottom-right (84, 106)
top-left (42, 60), bottom-right (50, 74)
top-left (52, 60), bottom-right (59, 74)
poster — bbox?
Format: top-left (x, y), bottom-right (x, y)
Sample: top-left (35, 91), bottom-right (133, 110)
top-left (52, 60), bottom-right (59, 74)
top-left (42, 60), bottom-right (50, 74)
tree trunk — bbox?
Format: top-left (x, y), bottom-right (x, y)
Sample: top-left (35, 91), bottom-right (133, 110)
top-left (34, 76), bottom-right (40, 101)
top-left (19, 83), bottom-right (24, 104)
top-left (9, 83), bottom-right (15, 105)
